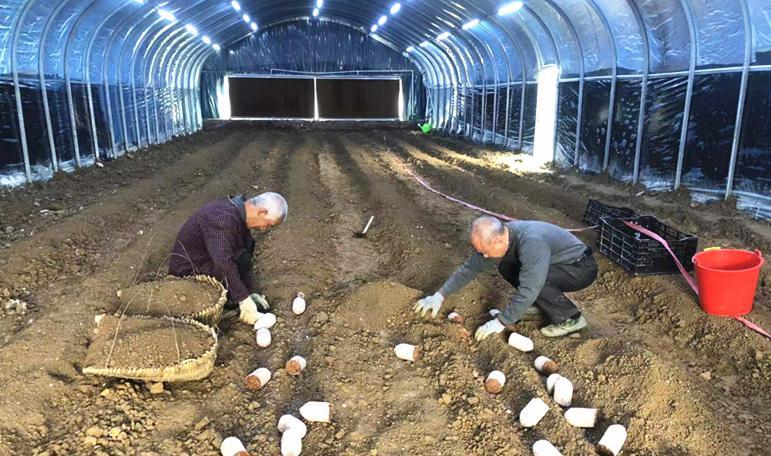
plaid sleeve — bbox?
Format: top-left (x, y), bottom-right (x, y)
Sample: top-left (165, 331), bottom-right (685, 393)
top-left (200, 213), bottom-right (250, 302)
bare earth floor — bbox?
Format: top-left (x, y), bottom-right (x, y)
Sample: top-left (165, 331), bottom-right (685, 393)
top-left (0, 123), bottom-right (768, 455)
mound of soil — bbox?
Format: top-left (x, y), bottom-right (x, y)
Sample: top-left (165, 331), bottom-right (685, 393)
top-left (117, 278), bottom-right (220, 318)
top-left (85, 316), bottom-right (214, 370)
top-left (335, 281), bottom-right (421, 331)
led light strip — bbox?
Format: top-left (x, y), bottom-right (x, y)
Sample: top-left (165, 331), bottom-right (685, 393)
top-left (404, 1), bottom-right (522, 53)
top-left (135, 0), bottom-right (225, 53)
top-left (370, 2), bottom-right (401, 34)
top-left (313, 0), bottom-right (324, 18)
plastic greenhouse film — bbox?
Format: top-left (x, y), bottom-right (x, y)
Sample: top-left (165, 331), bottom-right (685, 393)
top-left (639, 76), bottom-right (688, 189)
top-left (555, 81), bottom-right (579, 167)
top-left (608, 79), bottom-right (643, 182)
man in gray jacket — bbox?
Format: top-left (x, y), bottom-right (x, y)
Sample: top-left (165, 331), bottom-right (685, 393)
top-left (414, 216), bottom-right (597, 339)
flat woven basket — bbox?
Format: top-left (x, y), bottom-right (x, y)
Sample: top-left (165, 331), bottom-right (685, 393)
top-left (117, 275), bottom-right (227, 327)
top-left (83, 316), bottom-right (219, 383)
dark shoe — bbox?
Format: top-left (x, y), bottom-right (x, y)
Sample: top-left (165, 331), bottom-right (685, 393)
top-left (540, 315), bottom-right (587, 338)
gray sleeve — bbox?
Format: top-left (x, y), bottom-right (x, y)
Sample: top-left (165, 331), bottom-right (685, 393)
top-left (499, 238), bottom-right (551, 325)
top-left (438, 252), bottom-right (496, 297)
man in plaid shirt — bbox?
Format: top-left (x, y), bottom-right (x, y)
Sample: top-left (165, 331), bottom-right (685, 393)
top-left (169, 192), bottom-right (288, 325)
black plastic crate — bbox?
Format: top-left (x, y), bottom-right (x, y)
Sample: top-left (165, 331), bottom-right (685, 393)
top-left (583, 199), bottom-right (638, 228)
top-left (598, 216), bottom-right (698, 275)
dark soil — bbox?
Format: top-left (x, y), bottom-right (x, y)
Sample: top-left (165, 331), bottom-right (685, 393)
top-left (117, 278), bottom-right (221, 318)
top-left (85, 316), bottom-right (214, 370)
top-left (0, 122), bottom-right (767, 456)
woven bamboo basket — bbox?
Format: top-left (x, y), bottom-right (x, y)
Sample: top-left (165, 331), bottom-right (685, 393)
top-left (116, 275), bottom-right (226, 327)
top-left (83, 315), bottom-right (218, 383)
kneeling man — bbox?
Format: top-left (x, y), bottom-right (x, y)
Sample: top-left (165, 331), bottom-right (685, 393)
top-left (169, 192), bottom-right (288, 325)
top-left (414, 216), bottom-right (597, 339)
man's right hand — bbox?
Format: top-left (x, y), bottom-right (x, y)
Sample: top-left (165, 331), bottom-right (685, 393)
top-left (413, 292), bottom-right (444, 318)
top-left (239, 296), bottom-right (263, 325)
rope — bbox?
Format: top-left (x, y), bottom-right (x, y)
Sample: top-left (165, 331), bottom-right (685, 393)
top-left (395, 157), bottom-right (596, 233)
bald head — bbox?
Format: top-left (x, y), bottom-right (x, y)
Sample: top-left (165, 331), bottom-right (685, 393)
top-left (245, 192), bottom-right (288, 229)
top-left (470, 216), bottom-right (509, 258)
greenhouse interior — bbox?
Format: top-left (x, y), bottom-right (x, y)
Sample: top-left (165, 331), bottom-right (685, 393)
top-left (0, 1), bottom-right (769, 455)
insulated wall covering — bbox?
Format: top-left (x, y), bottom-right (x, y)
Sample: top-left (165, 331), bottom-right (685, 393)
top-left (0, 0), bottom-right (769, 219)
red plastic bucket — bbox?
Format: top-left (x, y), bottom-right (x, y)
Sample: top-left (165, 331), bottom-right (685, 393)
top-left (692, 249), bottom-right (764, 317)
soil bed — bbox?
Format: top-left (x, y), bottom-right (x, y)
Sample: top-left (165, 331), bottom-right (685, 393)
top-left (117, 278), bottom-right (221, 318)
top-left (0, 123), bottom-right (767, 456)
top-left (85, 316), bottom-right (214, 371)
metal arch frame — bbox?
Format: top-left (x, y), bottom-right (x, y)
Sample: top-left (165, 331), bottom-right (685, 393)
top-left (124, 14), bottom-right (167, 148)
top-left (160, 15), bottom-right (241, 138)
top-left (415, 48), bottom-right (447, 126)
top-left (85, 2), bottom-right (136, 162)
top-left (433, 0), bottom-right (531, 148)
top-left (578, 0), bottom-right (617, 173)
top-left (544, 2), bottom-right (585, 161)
top-left (725, 0), bottom-right (753, 200)
top-left (102, 4), bottom-right (151, 153)
top-left (459, 0), bottom-right (535, 150)
top-left (537, 0), bottom-right (587, 166)
top-left (444, 26), bottom-right (497, 143)
top-left (10, 0), bottom-right (38, 182)
top-left (469, 24), bottom-right (514, 146)
top-left (436, 36), bottom-right (474, 136)
top-left (477, 20), bottom-right (529, 149)
top-left (422, 42), bottom-right (460, 130)
top-left (37, 0), bottom-right (73, 174)
top-left (443, 34), bottom-right (479, 137)
top-left (673, 0), bottom-right (699, 189)
top-left (457, 26), bottom-right (500, 141)
top-left (63, 0), bottom-right (108, 168)
top-left (444, 27), bottom-right (497, 141)
top-left (141, 1), bottom-right (239, 144)
top-left (115, 9), bottom-right (157, 149)
top-left (161, 32), bottom-right (205, 137)
top-left (625, 0), bottom-right (652, 185)
top-left (142, 0), bottom-right (220, 142)
top-left (519, 3), bottom-right (562, 153)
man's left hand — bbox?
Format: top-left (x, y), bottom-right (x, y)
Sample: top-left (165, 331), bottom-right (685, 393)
top-left (474, 318), bottom-right (505, 341)
top-left (250, 293), bottom-right (270, 311)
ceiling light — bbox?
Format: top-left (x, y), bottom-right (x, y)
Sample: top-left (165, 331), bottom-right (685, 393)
top-left (371, 24), bottom-right (378, 33)
top-left (212, 44), bottom-right (221, 52)
top-left (157, 9), bottom-right (175, 21)
top-left (251, 22), bottom-right (258, 31)
top-left (313, 8), bottom-right (320, 17)
top-left (202, 35), bottom-right (212, 45)
top-left (378, 15), bottom-right (388, 26)
top-left (420, 41), bottom-right (430, 47)
top-left (498, 1), bottom-right (524, 16)
top-left (406, 46), bottom-right (415, 52)
top-left (462, 19), bottom-right (480, 30)
top-left (231, 1), bottom-right (241, 11)
top-left (242, 14), bottom-right (250, 23)
top-left (317, 0), bottom-right (324, 8)
top-left (437, 31), bottom-right (451, 41)
top-left (185, 24), bottom-right (198, 35)
top-left (390, 3), bottom-right (402, 15)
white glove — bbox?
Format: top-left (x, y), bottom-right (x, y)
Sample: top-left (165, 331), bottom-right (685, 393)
top-left (250, 292), bottom-right (270, 311)
top-left (474, 318), bottom-right (506, 341)
top-left (413, 292), bottom-right (444, 318)
top-left (239, 296), bottom-right (264, 325)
